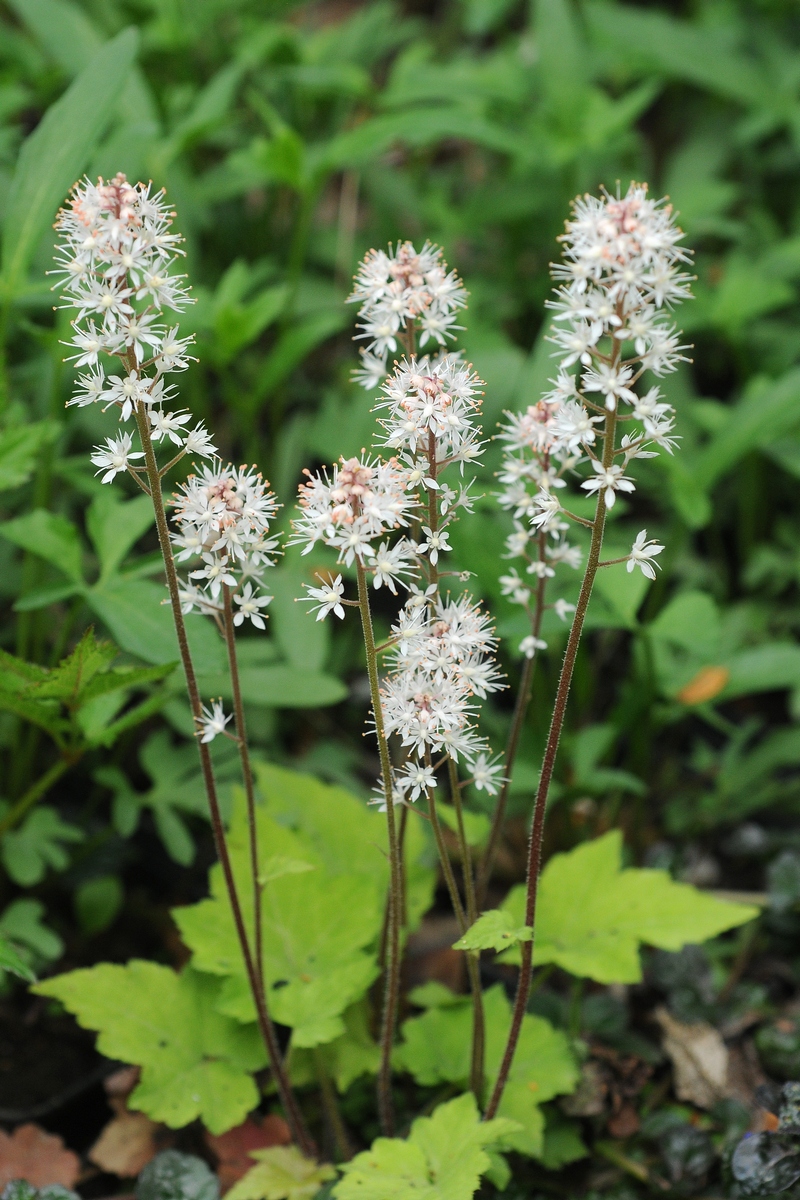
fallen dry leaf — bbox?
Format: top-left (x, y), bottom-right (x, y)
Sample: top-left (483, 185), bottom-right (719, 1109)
top-left (0, 1123), bottom-right (80, 1187)
top-left (678, 666), bottom-right (730, 705)
top-left (656, 1006), bottom-right (728, 1108)
top-left (103, 1065), bottom-right (140, 1114)
top-left (89, 1110), bottom-right (161, 1177)
top-left (206, 1115), bottom-right (292, 1190)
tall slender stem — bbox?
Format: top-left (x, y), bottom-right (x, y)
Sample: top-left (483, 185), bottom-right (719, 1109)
top-left (448, 757), bottom-right (485, 1101)
top-left (356, 560), bottom-right (401, 1136)
top-left (478, 531), bottom-right (548, 908)
top-left (133, 403), bottom-right (313, 1156)
top-left (425, 783), bottom-right (466, 932)
top-left (484, 406), bottom-right (616, 1121)
top-left (223, 584), bottom-right (264, 995)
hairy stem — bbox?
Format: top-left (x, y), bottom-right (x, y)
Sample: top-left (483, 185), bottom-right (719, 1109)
top-left (356, 559), bottom-right (401, 1136)
top-left (425, 783), bottom-right (466, 932)
top-left (223, 584), bottom-right (264, 996)
top-left (314, 1048), bottom-right (354, 1162)
top-left (478, 531), bottom-right (548, 908)
top-left (484, 407), bottom-right (616, 1121)
top-left (448, 757), bottom-right (485, 1101)
top-left (133, 403), bottom-right (313, 1155)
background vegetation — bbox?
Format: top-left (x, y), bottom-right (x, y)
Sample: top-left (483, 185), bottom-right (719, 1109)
top-left (3, 0), bottom-right (800, 1193)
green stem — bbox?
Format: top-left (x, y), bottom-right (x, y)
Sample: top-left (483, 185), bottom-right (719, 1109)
top-left (0, 754), bottom-right (75, 836)
top-left (425, 784), bottom-right (466, 931)
top-left (314, 1048), bottom-right (353, 1161)
top-left (356, 559), bottom-right (401, 1137)
top-left (484, 406), bottom-right (616, 1122)
top-left (133, 401), bottom-right (313, 1156)
top-left (223, 584), bottom-right (264, 997)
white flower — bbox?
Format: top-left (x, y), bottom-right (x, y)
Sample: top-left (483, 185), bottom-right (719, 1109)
top-left (150, 408), bottom-right (191, 445)
top-left (580, 461), bottom-right (635, 508)
top-left (399, 761), bottom-right (437, 802)
top-left (627, 529), bottom-right (664, 580)
top-left (197, 700), bottom-right (231, 743)
top-left (520, 635), bottom-right (547, 658)
top-left (233, 582), bottom-right (273, 629)
top-left (67, 369), bottom-right (106, 408)
top-left (304, 575), bottom-right (346, 621)
top-left (471, 754), bottom-right (505, 795)
top-left (190, 552), bottom-right (237, 598)
top-left (184, 424), bottom-right (217, 458)
top-left (90, 432), bottom-right (144, 483)
top-left (553, 597), bottom-right (576, 621)
top-left (418, 527), bottom-right (451, 565)
top-left (372, 540), bottom-right (414, 593)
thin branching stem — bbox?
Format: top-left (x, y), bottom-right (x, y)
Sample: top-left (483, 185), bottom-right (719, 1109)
top-left (222, 584), bottom-right (264, 995)
top-left (448, 756), bottom-right (485, 1101)
top-left (356, 559), bottom-right (402, 1137)
top-left (133, 400), bottom-right (313, 1155)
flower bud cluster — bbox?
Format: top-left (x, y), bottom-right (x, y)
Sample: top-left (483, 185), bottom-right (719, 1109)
top-left (517, 183), bottom-right (692, 574)
top-left (381, 594), bottom-right (505, 800)
top-left (53, 174), bottom-right (214, 481)
top-left (349, 242), bottom-right (467, 389)
top-left (171, 461), bottom-right (280, 627)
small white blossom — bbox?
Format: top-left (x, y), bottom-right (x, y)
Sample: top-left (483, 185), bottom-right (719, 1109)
top-left (520, 635), bottom-right (547, 658)
top-left (627, 529), bottom-right (664, 580)
top-left (304, 575), bottom-right (346, 621)
top-left (471, 754), bottom-right (505, 795)
top-left (197, 700), bottom-right (231, 743)
top-left (399, 762), bottom-right (437, 802)
top-left (90, 432), bottom-right (144, 483)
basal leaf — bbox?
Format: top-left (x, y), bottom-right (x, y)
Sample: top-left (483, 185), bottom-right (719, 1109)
top-left (0, 897), bottom-right (63, 962)
top-left (197, 664), bottom-right (347, 708)
top-left (0, 932), bottom-right (36, 982)
top-left (334, 1093), bottom-right (520, 1200)
top-left (453, 909), bottom-right (532, 952)
top-left (436, 801), bottom-right (490, 848)
top-left (34, 962), bottom-right (266, 1134)
top-left (227, 1146), bottom-right (335, 1200)
top-left (501, 831), bottom-right (759, 983)
top-left (1, 806), bottom-right (84, 886)
top-left (395, 986), bottom-right (577, 1158)
top-left (86, 492), bottom-right (154, 583)
top-left (1, 28), bottom-right (138, 298)
top-left (35, 628), bottom-right (117, 705)
top-left (174, 788), bottom-right (382, 1046)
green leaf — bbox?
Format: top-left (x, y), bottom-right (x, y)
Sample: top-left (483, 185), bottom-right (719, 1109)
top-left (1, 27), bottom-right (138, 298)
top-left (0, 422), bottom-right (59, 492)
top-left (253, 761), bottom-right (434, 931)
top-left (86, 491), bottom-right (154, 583)
top-left (1, 805), bottom-right (84, 885)
top-left (87, 577), bottom-right (226, 674)
top-left (334, 1092), bottom-right (520, 1200)
top-left (501, 831), bottom-right (759, 983)
top-left (453, 909), bottom-right (532, 952)
top-left (34, 962), bottom-right (266, 1134)
top-left (197, 664), bottom-right (347, 708)
top-left (536, 0), bottom-right (589, 127)
top-left (436, 802), bottom-right (490, 849)
top-left (227, 1146), bottom-right (335, 1200)
top-left (14, 582), bottom-right (83, 612)
top-left (74, 874), bottom-right (123, 935)
top-left (6, 0), bottom-right (103, 76)
top-left (137, 1151), bottom-right (219, 1200)
top-left (591, 560), bottom-right (651, 629)
top-left (0, 509), bottom-right (84, 582)
top-left (0, 933), bottom-right (36, 981)
top-left (269, 568), bottom-right (328, 673)
top-left (35, 627), bottom-right (116, 704)
top-left (0, 897), bottom-right (63, 962)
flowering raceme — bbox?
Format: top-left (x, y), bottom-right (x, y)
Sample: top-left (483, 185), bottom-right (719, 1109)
top-left (349, 241), bottom-right (468, 389)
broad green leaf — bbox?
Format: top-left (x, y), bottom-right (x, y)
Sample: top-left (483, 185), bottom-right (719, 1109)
top-left (7, 0), bottom-right (102, 76)
top-left (254, 761), bottom-right (434, 930)
top-left (0, 932), bottom-right (36, 982)
top-left (436, 801), bottom-right (490, 848)
top-left (269, 568), bottom-right (328, 673)
top-left (0, 422), bottom-right (59, 492)
top-left (0, 509), bottom-right (84, 582)
top-left (536, 0), bottom-right (589, 127)
top-left (591, 560), bottom-right (651, 629)
top-left (0, 897), bottom-right (63, 962)
top-left (501, 831), bottom-right (758, 983)
top-left (334, 1092), bottom-right (520, 1200)
top-left (86, 492), bottom-right (154, 583)
top-left (34, 962), bottom-right (266, 1133)
top-left (74, 874), bottom-right (123, 935)
top-left (1, 805), bottom-right (84, 885)
top-left (1, 28), bottom-right (138, 298)
top-left (395, 985), bottom-right (577, 1157)
top-left (453, 909), bottom-right (531, 952)
top-left (34, 628), bottom-right (116, 705)
top-left (14, 582), bottom-right (83, 612)
top-left (227, 1146), bottom-right (335, 1200)
top-left (87, 577), bottom-right (226, 674)
top-left (174, 787), bottom-right (383, 1045)
top-left (696, 369), bottom-right (800, 492)
top-left (197, 664), bottom-right (347, 708)
top-left (320, 108), bottom-right (521, 171)
top-left (724, 644), bottom-right (800, 699)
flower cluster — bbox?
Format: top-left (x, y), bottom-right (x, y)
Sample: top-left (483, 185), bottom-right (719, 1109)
top-left (292, 456), bottom-right (419, 595)
top-left (53, 174), bottom-right (214, 479)
top-left (496, 400), bottom-right (582, 656)
top-left (510, 183), bottom-right (692, 576)
top-left (381, 594), bottom-right (505, 801)
top-left (171, 461), bottom-right (281, 627)
top-left (349, 242), bottom-right (468, 389)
